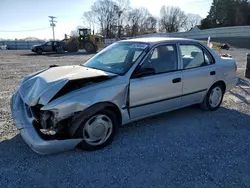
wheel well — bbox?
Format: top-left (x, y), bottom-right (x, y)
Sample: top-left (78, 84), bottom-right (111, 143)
top-left (213, 80), bottom-right (226, 93)
top-left (69, 102), bottom-right (122, 137)
top-left (86, 102), bottom-right (122, 126)
top-left (104, 104), bottom-right (122, 126)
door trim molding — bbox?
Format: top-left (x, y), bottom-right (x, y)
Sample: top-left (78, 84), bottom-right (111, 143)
top-left (129, 89), bottom-right (207, 109)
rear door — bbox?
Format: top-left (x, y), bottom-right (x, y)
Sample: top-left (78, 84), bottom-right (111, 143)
top-left (179, 43), bottom-right (216, 105)
top-left (129, 44), bottom-right (183, 119)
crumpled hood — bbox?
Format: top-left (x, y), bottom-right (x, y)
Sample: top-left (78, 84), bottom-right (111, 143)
top-left (19, 65), bottom-right (116, 106)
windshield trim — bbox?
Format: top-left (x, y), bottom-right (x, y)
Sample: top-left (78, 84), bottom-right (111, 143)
top-left (83, 42), bottom-right (150, 76)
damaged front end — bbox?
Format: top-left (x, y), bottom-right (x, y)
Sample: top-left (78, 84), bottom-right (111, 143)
top-left (11, 91), bottom-right (83, 155)
top-left (11, 65), bottom-right (117, 154)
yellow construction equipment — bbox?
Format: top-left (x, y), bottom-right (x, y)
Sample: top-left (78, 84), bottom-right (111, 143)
top-left (64, 28), bottom-right (104, 53)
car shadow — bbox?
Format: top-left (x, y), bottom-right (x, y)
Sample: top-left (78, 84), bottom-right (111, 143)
top-left (229, 77), bottom-right (250, 104)
top-left (20, 51), bottom-right (97, 57)
top-left (1, 107), bottom-right (250, 186)
top-left (238, 77), bottom-right (250, 94)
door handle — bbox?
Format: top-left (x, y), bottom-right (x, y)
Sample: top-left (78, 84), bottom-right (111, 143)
top-left (172, 78), bottom-right (181, 83)
top-left (210, 71), bottom-right (216, 75)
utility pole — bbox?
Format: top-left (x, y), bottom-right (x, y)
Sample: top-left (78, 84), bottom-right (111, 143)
top-left (49, 16), bottom-right (56, 40)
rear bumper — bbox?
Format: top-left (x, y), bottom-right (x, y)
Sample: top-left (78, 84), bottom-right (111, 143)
top-left (10, 92), bottom-right (82, 155)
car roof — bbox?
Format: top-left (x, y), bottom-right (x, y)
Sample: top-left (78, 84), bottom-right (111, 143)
top-left (121, 37), bottom-right (198, 44)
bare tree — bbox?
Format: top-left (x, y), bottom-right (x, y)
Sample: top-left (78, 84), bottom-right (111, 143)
top-left (114, 0), bottom-right (130, 37)
top-left (159, 6), bottom-right (187, 32)
top-left (138, 8), bottom-right (151, 33)
top-left (144, 16), bottom-right (157, 32)
top-left (82, 11), bottom-right (96, 33)
top-left (184, 14), bottom-right (202, 31)
top-left (125, 7), bottom-right (156, 36)
top-left (127, 8), bottom-right (141, 36)
top-left (91, 0), bottom-right (118, 38)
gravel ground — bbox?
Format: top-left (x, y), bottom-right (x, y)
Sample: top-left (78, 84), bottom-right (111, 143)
top-left (0, 49), bottom-right (250, 188)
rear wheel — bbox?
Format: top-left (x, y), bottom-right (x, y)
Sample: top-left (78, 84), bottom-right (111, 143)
top-left (84, 42), bottom-right (97, 53)
top-left (201, 84), bottom-right (224, 111)
top-left (36, 48), bottom-right (43, 55)
top-left (75, 109), bottom-right (118, 151)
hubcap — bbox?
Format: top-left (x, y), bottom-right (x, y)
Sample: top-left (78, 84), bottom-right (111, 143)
top-left (209, 87), bottom-right (222, 107)
top-left (83, 114), bottom-right (113, 146)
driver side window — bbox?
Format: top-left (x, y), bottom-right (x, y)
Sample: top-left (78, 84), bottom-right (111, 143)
top-left (140, 44), bottom-right (178, 74)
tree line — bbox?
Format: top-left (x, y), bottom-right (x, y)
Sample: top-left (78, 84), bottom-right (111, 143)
top-left (201, 0), bottom-right (250, 29)
top-left (78, 0), bottom-right (250, 38)
top-left (80, 0), bottom-right (201, 38)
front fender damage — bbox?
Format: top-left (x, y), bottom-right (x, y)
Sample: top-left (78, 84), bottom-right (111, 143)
top-left (68, 103), bottom-right (114, 137)
top-left (40, 83), bottom-right (129, 138)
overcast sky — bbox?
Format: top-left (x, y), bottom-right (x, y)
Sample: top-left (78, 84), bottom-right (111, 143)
top-left (0, 0), bottom-right (212, 40)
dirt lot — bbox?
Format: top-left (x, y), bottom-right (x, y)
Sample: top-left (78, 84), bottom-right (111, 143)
top-left (0, 49), bottom-right (250, 188)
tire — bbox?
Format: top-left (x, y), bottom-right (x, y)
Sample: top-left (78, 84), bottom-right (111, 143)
top-left (84, 42), bottom-right (97, 53)
top-left (200, 83), bottom-right (225, 111)
top-left (75, 109), bottom-right (118, 151)
top-left (66, 42), bottom-right (79, 52)
top-left (36, 48), bottom-right (43, 55)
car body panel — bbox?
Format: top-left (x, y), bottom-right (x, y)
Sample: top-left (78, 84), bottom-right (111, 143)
top-left (129, 71), bottom-right (182, 119)
top-left (181, 65), bottom-right (216, 105)
top-left (19, 65), bottom-right (117, 106)
top-left (41, 81), bottom-right (129, 123)
top-left (11, 92), bottom-right (82, 154)
top-left (11, 37), bottom-right (238, 154)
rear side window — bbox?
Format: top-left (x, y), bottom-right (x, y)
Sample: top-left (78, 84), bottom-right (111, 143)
top-left (180, 44), bottom-right (213, 69)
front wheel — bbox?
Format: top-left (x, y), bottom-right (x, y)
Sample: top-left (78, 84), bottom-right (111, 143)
top-left (75, 109), bottom-right (118, 151)
top-left (84, 42), bottom-right (97, 53)
top-left (201, 84), bottom-right (225, 111)
top-left (36, 48), bottom-right (43, 55)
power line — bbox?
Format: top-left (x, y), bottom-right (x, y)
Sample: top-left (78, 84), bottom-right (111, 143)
top-left (0, 27), bottom-right (50, 32)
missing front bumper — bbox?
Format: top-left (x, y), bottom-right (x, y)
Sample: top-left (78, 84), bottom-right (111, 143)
top-left (10, 91), bottom-right (82, 155)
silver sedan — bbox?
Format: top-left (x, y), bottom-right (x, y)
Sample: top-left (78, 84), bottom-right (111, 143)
top-left (11, 38), bottom-right (238, 154)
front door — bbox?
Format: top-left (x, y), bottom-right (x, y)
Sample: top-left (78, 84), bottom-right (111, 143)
top-left (43, 42), bottom-right (53, 52)
top-left (179, 44), bottom-right (217, 105)
top-left (129, 44), bottom-right (183, 119)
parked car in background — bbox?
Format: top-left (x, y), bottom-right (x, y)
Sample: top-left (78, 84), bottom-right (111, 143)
top-left (31, 41), bottom-right (64, 55)
top-left (11, 38), bottom-right (238, 155)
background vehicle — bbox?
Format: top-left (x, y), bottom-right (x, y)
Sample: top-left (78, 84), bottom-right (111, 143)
top-left (64, 28), bottom-right (104, 53)
top-left (31, 41), bottom-right (64, 55)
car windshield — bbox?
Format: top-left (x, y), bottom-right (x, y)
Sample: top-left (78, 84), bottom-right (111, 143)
top-left (83, 42), bottom-right (149, 75)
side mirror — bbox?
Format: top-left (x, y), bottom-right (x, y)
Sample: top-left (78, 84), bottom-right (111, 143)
top-left (132, 67), bottom-right (155, 78)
